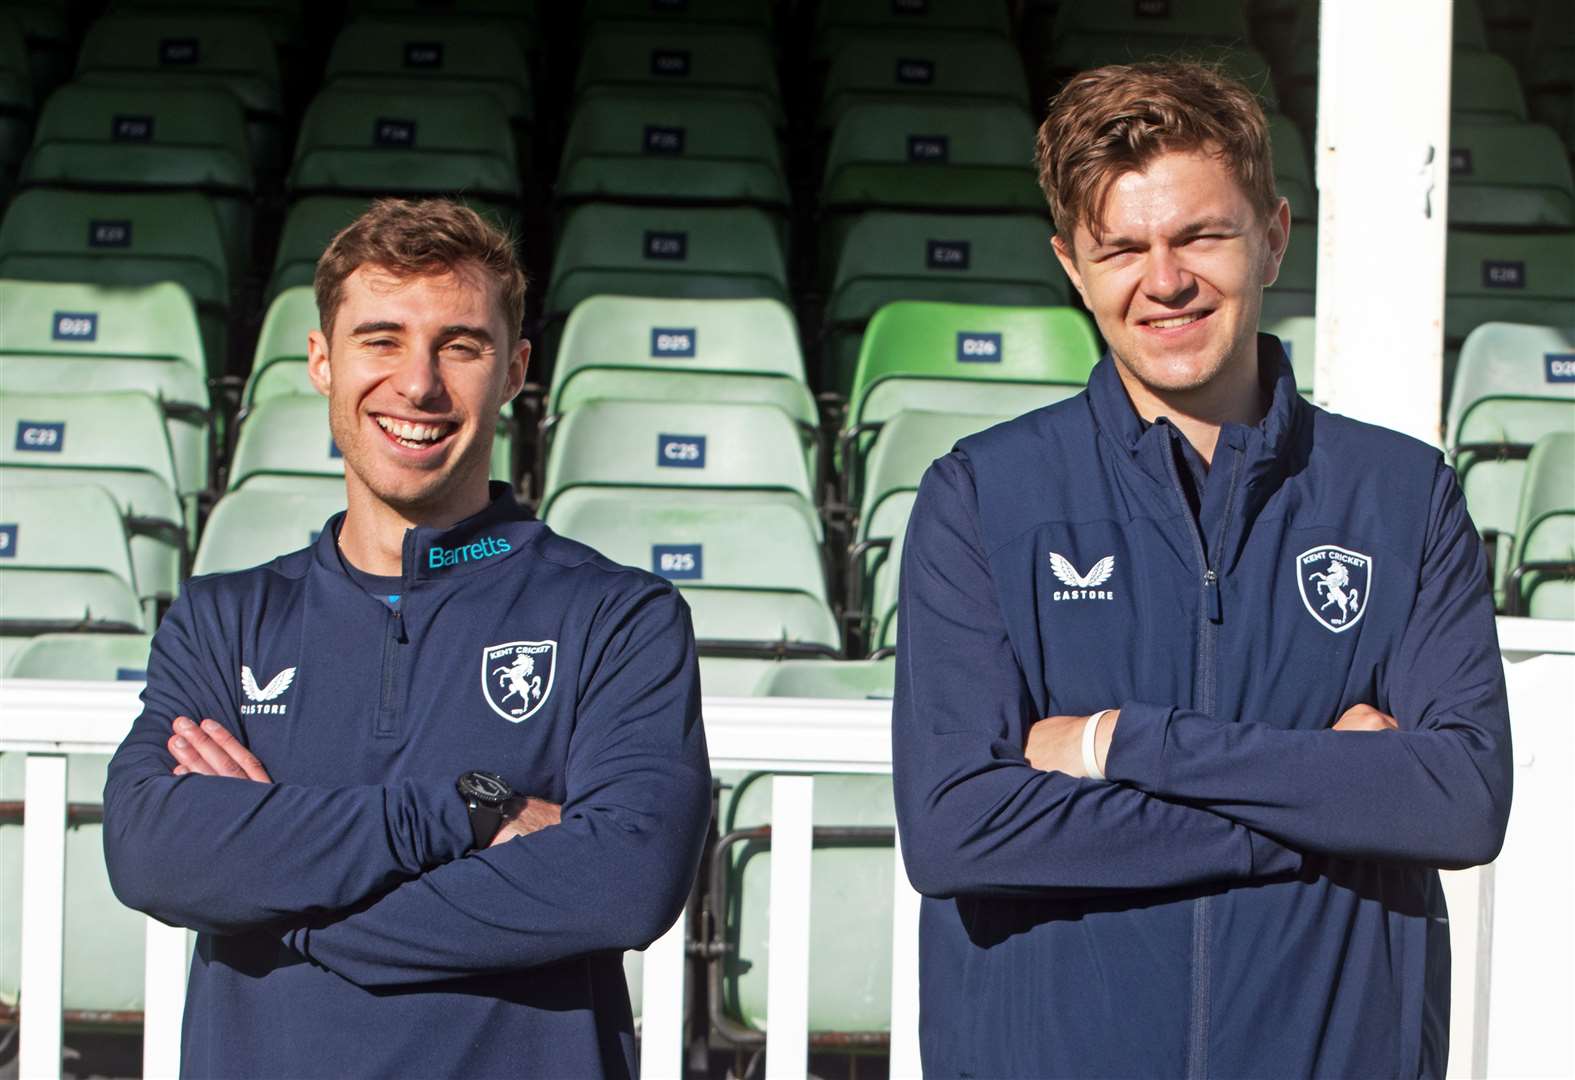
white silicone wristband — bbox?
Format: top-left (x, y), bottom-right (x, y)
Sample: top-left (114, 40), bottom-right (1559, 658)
top-left (1082, 710), bottom-right (1111, 781)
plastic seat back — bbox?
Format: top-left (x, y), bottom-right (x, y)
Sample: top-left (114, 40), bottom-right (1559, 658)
top-left (575, 27), bottom-right (781, 125)
top-left (1508, 431), bottom-right (1575, 617)
top-left (76, 13), bottom-right (282, 117)
top-left (753, 658), bottom-right (896, 700)
top-left (557, 94), bottom-right (786, 208)
top-left (1269, 112), bottom-right (1315, 222)
top-left (325, 18), bottom-right (533, 123)
top-left (1448, 121), bottom-right (1575, 227)
top-left (193, 479), bottom-right (346, 575)
top-left (5, 632), bottom-right (155, 680)
top-left (245, 286), bottom-right (319, 406)
top-left (820, 35), bottom-right (1028, 129)
top-left (1444, 232), bottom-right (1575, 351)
top-left (288, 87), bottom-right (519, 203)
top-left (1451, 47), bottom-right (1527, 122)
top-left (821, 101), bottom-right (1039, 213)
top-left (227, 396), bottom-right (342, 490)
top-left (549, 296), bottom-right (814, 427)
top-left (546, 205), bottom-right (788, 321)
top-left (540, 399), bottom-right (815, 522)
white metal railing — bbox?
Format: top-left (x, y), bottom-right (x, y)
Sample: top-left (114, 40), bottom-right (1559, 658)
top-left (2, 616), bottom-right (1572, 1079)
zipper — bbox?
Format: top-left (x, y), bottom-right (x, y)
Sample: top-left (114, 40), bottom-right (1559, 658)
top-left (375, 531), bottom-right (416, 737)
top-left (1158, 426), bottom-right (1239, 1080)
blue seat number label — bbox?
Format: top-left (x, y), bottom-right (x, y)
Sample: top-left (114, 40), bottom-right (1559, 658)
top-left (653, 544), bottom-right (702, 579)
top-left (1547, 353), bottom-right (1575, 383)
top-left (896, 58), bottom-right (934, 84)
top-left (404, 42), bottom-right (443, 68)
top-left (1450, 148), bottom-right (1473, 175)
top-left (116, 667), bottom-right (147, 681)
top-left (15, 421), bottom-right (65, 451)
top-left (1482, 260), bottom-right (1525, 288)
top-left (957, 331), bottom-right (1002, 362)
top-left (644, 125), bottom-right (686, 154)
top-left (0, 525), bottom-right (15, 558)
top-left (375, 118), bottom-right (416, 146)
top-left (88, 221), bottom-right (132, 248)
top-left (52, 311), bottom-right (98, 341)
top-left (651, 50), bottom-right (691, 76)
top-left (159, 38), bottom-right (198, 65)
top-left (657, 434), bottom-right (706, 468)
top-left (927, 239), bottom-right (970, 270)
top-left (113, 115), bottom-right (154, 141)
top-left (645, 231), bottom-right (688, 260)
top-left (651, 327), bottom-right (696, 357)
top-left (329, 439), bottom-right (343, 459)
top-left (908, 135), bottom-right (948, 162)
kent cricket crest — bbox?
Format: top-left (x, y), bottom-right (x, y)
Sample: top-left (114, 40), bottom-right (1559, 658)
top-left (482, 640), bottom-right (558, 723)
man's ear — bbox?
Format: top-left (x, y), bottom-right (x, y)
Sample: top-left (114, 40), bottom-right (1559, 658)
top-left (306, 329), bottom-right (332, 397)
top-left (1260, 197), bottom-right (1292, 289)
top-left (503, 338), bottom-right (529, 404)
top-left (1050, 232), bottom-right (1090, 306)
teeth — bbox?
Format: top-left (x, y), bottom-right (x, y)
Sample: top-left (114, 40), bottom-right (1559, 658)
top-left (375, 416), bottom-right (449, 444)
top-left (1149, 313), bottom-right (1205, 330)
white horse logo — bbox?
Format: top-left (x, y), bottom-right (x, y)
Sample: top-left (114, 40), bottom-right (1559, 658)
top-left (1310, 559), bottom-right (1361, 622)
top-left (493, 653), bottom-right (543, 711)
top-left (480, 640), bottom-right (559, 723)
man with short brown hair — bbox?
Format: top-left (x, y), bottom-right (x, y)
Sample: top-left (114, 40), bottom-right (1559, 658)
top-left (105, 198), bottom-right (711, 1078)
top-left (892, 63), bottom-right (1511, 1077)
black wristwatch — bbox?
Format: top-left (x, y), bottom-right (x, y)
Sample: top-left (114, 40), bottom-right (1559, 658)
top-left (456, 770), bottom-right (514, 850)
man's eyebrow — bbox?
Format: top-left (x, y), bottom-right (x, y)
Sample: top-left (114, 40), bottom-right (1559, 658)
top-left (441, 324), bottom-right (495, 343)
top-left (350, 320), bottom-right (403, 336)
top-left (1091, 216), bottom-right (1243, 251)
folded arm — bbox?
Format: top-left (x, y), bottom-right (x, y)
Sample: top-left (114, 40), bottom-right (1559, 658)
top-left (892, 454), bottom-right (1304, 900)
top-left (1103, 462), bottom-right (1514, 868)
top-left (102, 588), bottom-right (473, 936)
top-left (281, 584), bottom-right (712, 988)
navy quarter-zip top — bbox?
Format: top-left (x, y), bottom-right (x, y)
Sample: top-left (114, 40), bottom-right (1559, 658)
top-left (892, 337), bottom-right (1513, 1079)
top-left (104, 484), bottom-right (712, 1079)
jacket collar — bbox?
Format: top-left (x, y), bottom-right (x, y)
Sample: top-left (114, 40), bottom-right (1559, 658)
top-left (1087, 332), bottom-right (1307, 485)
top-left (314, 482), bottom-right (541, 586)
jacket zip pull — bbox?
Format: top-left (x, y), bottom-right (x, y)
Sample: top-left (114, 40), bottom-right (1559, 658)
top-left (1203, 569), bottom-right (1222, 622)
top-left (392, 608), bottom-right (407, 644)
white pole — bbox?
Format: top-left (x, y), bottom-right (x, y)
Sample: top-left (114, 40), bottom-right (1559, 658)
top-left (763, 775), bottom-right (814, 1080)
top-left (1314, 0), bottom-right (1454, 446)
top-left (638, 912), bottom-right (688, 1080)
top-left (18, 754), bottom-right (67, 1080)
top-left (140, 920), bottom-right (190, 1079)
top-left (887, 828), bottom-right (924, 1079)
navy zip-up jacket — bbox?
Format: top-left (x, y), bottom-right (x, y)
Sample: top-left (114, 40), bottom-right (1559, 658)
top-left (892, 338), bottom-right (1513, 1079)
top-left (104, 484), bottom-right (711, 1079)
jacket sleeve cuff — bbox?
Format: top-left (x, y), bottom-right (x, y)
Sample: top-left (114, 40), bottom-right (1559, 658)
top-left (398, 778), bottom-right (475, 869)
top-left (1102, 701), bottom-right (1175, 789)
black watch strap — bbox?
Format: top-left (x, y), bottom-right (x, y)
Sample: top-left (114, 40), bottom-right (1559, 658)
top-left (467, 801), bottom-right (505, 850)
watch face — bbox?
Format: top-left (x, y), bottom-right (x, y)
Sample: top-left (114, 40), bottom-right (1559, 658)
top-left (458, 770), bottom-right (511, 805)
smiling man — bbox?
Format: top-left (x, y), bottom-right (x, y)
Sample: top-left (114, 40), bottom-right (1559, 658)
top-left (891, 63), bottom-right (1512, 1078)
top-left (103, 199), bottom-right (711, 1078)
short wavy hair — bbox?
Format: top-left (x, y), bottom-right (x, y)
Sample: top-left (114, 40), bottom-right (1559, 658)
top-left (1036, 61), bottom-right (1278, 242)
top-left (314, 198), bottom-right (527, 341)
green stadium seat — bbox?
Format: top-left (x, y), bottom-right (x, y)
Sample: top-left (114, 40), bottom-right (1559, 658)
top-left (718, 771), bottom-right (896, 1035)
top-left (1, 391), bottom-right (185, 617)
top-left (545, 205), bottom-right (789, 327)
top-left (76, 13), bottom-right (284, 174)
top-left (244, 285), bottom-right (318, 406)
top-left (1452, 48), bottom-right (1528, 123)
top-left (557, 94), bottom-right (787, 210)
top-left (1269, 112), bottom-right (1315, 223)
top-left (547, 296), bottom-right (816, 436)
top-left (4, 631), bottom-right (154, 680)
top-left (1525, 3), bottom-right (1574, 151)
top-left (266, 195), bottom-right (371, 299)
top-left (0, 189), bottom-right (232, 375)
top-left (1447, 322), bottom-right (1575, 605)
top-left (819, 35), bottom-right (1029, 131)
top-left (825, 213), bottom-right (1073, 392)
top-left (753, 657), bottom-right (896, 699)
top-left (820, 102), bottom-right (1040, 215)
top-left (21, 82), bottom-right (254, 269)
top-left (574, 27), bottom-right (782, 128)
top-left (227, 396), bottom-right (343, 491)
top-left (545, 497), bottom-right (840, 656)
top-left (1262, 221), bottom-right (1317, 325)
top-left (324, 18), bottom-right (533, 127)
top-left (1449, 121), bottom-right (1575, 228)
top-left (4, 3), bottom-right (64, 100)
top-left (866, 492), bottom-right (912, 653)
top-left (192, 478), bottom-right (346, 575)
top-left (1444, 232), bottom-right (1575, 370)
top-left (1044, 41), bottom-right (1277, 109)
top-left (539, 399), bottom-right (819, 538)
top-left (0, 14), bottom-right (33, 185)
top-left (583, 0), bottom-right (772, 31)
top-left (286, 88), bottom-right (521, 233)
top-left (0, 483), bottom-right (144, 671)
top-left (843, 302), bottom-right (1098, 442)
top-left (813, 0), bottom-right (1011, 61)
top-left (0, 279), bottom-right (211, 515)
top-left (1505, 430), bottom-right (1575, 617)
top-left (0, 752), bottom-right (148, 1018)
top-left (1052, 0), bottom-right (1251, 43)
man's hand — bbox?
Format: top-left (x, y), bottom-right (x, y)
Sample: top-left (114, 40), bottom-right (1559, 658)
top-left (1332, 703), bottom-right (1399, 732)
top-left (489, 796), bottom-right (562, 846)
top-left (167, 716), bottom-right (272, 782)
top-left (1025, 710), bottom-right (1119, 777)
